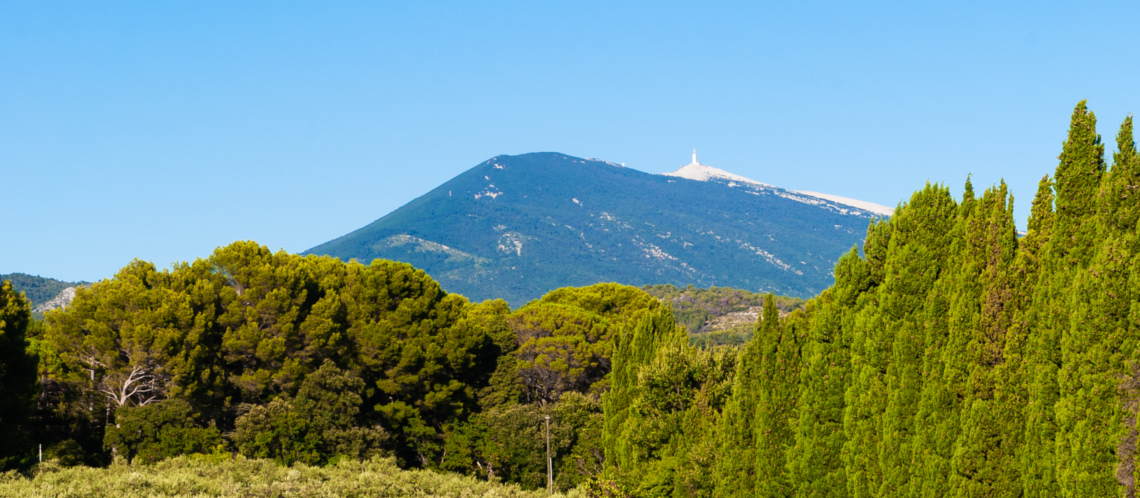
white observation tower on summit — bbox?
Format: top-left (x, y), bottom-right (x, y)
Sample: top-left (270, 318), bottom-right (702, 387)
top-left (661, 149), bottom-right (897, 216)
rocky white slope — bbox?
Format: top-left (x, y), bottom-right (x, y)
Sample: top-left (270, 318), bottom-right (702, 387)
top-left (663, 151), bottom-right (895, 217)
top-left (33, 287), bottom-right (77, 313)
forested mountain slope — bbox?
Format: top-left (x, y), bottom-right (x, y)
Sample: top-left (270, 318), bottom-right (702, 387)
top-left (307, 153), bottom-right (886, 305)
top-left (0, 273), bottom-right (87, 307)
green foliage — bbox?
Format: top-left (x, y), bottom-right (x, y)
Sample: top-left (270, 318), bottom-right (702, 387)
top-left (104, 399), bottom-right (221, 464)
top-left (641, 284), bottom-right (805, 334)
top-left (43, 440), bottom-right (87, 468)
top-left (0, 280), bottom-right (38, 470)
top-left (0, 456), bottom-right (579, 497)
top-left (509, 303), bottom-right (615, 403)
top-left (753, 294), bottom-right (802, 497)
top-left (440, 392), bottom-right (604, 492)
top-left (41, 242), bottom-right (496, 469)
top-left (602, 305), bottom-right (737, 497)
top-left (689, 323), bottom-right (752, 348)
top-left (232, 361), bottom-right (388, 466)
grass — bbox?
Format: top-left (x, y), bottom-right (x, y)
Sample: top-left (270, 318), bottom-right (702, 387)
top-left (0, 456), bottom-right (584, 498)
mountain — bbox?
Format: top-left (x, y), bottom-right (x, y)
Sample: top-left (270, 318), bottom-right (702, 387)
top-left (306, 152), bottom-right (892, 305)
top-left (0, 273), bottom-right (89, 310)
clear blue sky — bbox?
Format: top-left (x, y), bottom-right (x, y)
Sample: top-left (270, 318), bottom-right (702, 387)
top-left (4, 1), bottom-right (1139, 282)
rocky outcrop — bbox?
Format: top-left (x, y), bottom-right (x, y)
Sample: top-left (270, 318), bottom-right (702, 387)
top-left (33, 287), bottom-right (76, 313)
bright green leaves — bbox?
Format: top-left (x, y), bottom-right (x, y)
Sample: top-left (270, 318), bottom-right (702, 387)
top-left (1052, 100), bottom-right (1106, 267)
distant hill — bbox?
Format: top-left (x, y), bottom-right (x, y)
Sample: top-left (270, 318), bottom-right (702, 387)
top-left (0, 273), bottom-right (89, 308)
top-left (307, 152), bottom-right (891, 305)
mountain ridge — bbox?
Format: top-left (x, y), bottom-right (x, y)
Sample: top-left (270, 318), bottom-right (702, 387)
top-left (307, 152), bottom-right (887, 305)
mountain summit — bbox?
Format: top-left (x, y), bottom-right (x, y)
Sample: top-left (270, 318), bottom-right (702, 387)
top-left (307, 152), bottom-right (891, 305)
top-left (664, 150), bottom-right (894, 217)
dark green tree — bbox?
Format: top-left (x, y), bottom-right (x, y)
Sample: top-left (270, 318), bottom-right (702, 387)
top-left (0, 280), bottom-right (38, 469)
top-left (753, 293), bottom-right (801, 497)
top-left (946, 182), bottom-right (1021, 496)
top-left (785, 249), bottom-right (870, 497)
top-left (103, 399), bottom-right (221, 464)
top-left (232, 361), bottom-right (388, 466)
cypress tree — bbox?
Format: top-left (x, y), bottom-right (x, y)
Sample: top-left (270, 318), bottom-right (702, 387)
top-left (1000, 177), bottom-right (1050, 496)
top-left (714, 307), bottom-right (766, 497)
top-left (785, 249), bottom-right (870, 497)
top-left (1098, 116), bottom-right (1140, 234)
top-left (602, 305), bottom-right (679, 483)
top-left (1051, 117), bottom-right (1140, 496)
top-left (843, 268), bottom-right (890, 498)
top-left (1051, 100), bottom-right (1106, 265)
top-left (844, 184), bottom-right (957, 498)
top-left (1057, 231), bottom-right (1134, 496)
top-left (882, 184), bottom-right (959, 497)
top-left (753, 293), bottom-right (801, 497)
top-left (908, 178), bottom-right (984, 498)
top-left (1020, 176), bottom-right (1061, 498)
top-left (947, 182), bottom-right (1021, 496)
top-left (1050, 101), bottom-right (1111, 497)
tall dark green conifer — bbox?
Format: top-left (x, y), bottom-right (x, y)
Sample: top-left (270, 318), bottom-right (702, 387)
top-left (1050, 116), bottom-right (1139, 497)
top-left (1049, 101), bottom-right (1113, 497)
top-left (909, 180), bottom-right (975, 498)
top-left (1020, 175), bottom-right (1060, 498)
top-left (881, 184), bottom-right (958, 497)
top-left (786, 249), bottom-right (870, 497)
top-left (1098, 116), bottom-right (1140, 234)
top-left (947, 182), bottom-right (1021, 496)
top-left (714, 312), bottom-right (765, 497)
top-left (603, 305), bottom-right (681, 484)
top-left (753, 293), bottom-right (801, 497)
top-left (843, 265), bottom-right (890, 498)
top-left (1052, 100), bottom-right (1106, 264)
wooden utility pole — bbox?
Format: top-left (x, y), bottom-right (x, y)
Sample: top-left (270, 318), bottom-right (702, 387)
top-left (545, 414), bottom-right (552, 494)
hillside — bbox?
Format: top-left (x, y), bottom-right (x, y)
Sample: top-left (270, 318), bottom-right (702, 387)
top-left (0, 273), bottom-right (87, 308)
top-left (307, 152), bottom-right (889, 305)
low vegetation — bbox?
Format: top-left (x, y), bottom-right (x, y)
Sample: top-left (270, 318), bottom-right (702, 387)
top-left (0, 456), bottom-right (577, 497)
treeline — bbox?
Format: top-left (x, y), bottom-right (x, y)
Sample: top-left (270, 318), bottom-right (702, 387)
top-left (0, 246), bottom-right (677, 492)
top-left (595, 101), bottom-right (1140, 496)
